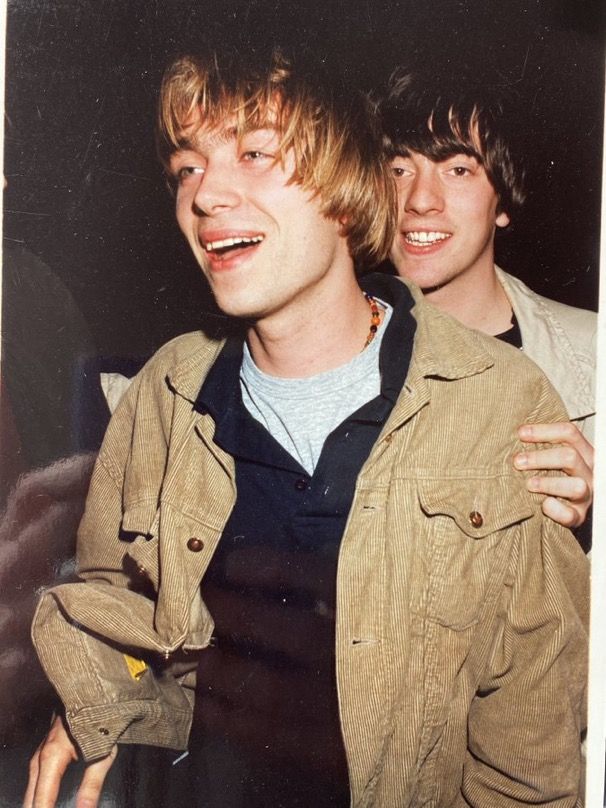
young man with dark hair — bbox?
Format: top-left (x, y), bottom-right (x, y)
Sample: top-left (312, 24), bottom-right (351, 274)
top-left (26, 49), bottom-right (587, 807)
top-left (379, 72), bottom-right (595, 537)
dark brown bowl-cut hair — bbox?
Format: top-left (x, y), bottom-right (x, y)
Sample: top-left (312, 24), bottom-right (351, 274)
top-left (157, 47), bottom-right (396, 268)
top-left (377, 70), bottom-right (526, 218)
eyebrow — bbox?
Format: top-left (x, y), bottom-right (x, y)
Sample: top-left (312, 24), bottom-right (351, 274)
top-left (174, 124), bottom-right (240, 153)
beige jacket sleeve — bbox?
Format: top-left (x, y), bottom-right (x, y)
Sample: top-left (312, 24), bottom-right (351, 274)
top-left (32, 361), bottom-right (196, 760)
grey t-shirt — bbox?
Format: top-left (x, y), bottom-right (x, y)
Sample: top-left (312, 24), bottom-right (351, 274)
top-left (240, 302), bottom-right (392, 474)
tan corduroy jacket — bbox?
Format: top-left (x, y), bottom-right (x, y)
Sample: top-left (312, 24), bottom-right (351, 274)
top-left (32, 283), bottom-right (588, 807)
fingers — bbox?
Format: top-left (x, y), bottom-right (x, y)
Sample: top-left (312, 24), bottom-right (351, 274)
top-left (24, 717), bottom-right (78, 808)
top-left (23, 748), bottom-right (40, 807)
top-left (24, 715), bottom-right (117, 808)
top-left (517, 422), bottom-right (594, 469)
top-left (526, 475), bottom-right (590, 527)
top-left (514, 422), bottom-right (594, 529)
top-left (514, 445), bottom-right (591, 478)
top-left (539, 496), bottom-right (583, 529)
top-left (525, 472), bottom-right (590, 502)
top-left (74, 746), bottom-right (118, 808)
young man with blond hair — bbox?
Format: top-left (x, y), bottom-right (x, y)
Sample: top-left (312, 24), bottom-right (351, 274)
top-left (27, 48), bottom-right (587, 807)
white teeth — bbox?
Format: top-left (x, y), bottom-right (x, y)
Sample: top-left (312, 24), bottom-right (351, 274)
top-left (405, 231), bottom-right (451, 245)
top-left (204, 235), bottom-right (264, 251)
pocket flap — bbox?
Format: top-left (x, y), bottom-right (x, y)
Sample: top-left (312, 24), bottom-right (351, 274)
top-left (418, 475), bottom-right (535, 538)
top-left (121, 502), bottom-right (159, 538)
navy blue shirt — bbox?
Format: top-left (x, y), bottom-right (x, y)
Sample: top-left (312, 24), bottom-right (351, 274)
top-left (187, 275), bottom-right (416, 808)
top-left (495, 312), bottom-right (523, 348)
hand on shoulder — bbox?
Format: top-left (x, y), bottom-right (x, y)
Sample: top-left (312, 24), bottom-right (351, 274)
top-left (514, 421), bottom-right (593, 529)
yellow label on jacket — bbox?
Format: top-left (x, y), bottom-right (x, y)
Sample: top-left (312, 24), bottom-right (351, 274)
top-left (123, 653), bottom-right (148, 680)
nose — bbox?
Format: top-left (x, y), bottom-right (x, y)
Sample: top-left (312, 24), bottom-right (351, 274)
top-left (192, 161), bottom-right (241, 215)
top-left (404, 165), bottom-right (443, 216)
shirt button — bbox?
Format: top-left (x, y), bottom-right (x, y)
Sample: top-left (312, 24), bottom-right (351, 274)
top-left (187, 537), bottom-right (204, 552)
top-left (294, 478), bottom-right (308, 491)
top-left (469, 511), bottom-right (484, 528)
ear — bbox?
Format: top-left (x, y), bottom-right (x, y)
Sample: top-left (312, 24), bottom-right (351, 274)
top-left (337, 215), bottom-right (349, 236)
top-left (496, 210), bottom-right (510, 228)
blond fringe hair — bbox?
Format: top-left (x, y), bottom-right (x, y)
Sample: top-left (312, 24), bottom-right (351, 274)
top-left (157, 49), bottom-right (395, 267)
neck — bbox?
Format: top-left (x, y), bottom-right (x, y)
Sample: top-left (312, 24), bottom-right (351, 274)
top-left (425, 261), bottom-right (512, 335)
top-left (246, 273), bottom-right (372, 378)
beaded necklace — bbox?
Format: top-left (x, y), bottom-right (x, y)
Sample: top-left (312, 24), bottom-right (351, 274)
top-left (362, 292), bottom-right (383, 349)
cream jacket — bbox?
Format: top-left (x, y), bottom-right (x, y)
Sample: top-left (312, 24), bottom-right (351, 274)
top-left (496, 267), bottom-right (596, 441)
top-left (33, 284), bottom-right (588, 806)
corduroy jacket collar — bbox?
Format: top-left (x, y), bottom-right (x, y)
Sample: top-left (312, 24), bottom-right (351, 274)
top-left (166, 276), bottom-right (496, 408)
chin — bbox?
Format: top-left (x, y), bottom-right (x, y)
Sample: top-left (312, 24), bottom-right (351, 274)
top-left (395, 267), bottom-right (447, 291)
top-left (213, 300), bottom-right (254, 320)
top-left (420, 282), bottom-right (447, 295)
top-left (211, 293), bottom-right (265, 321)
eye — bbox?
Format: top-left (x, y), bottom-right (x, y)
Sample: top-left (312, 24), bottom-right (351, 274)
top-left (241, 150), bottom-right (272, 163)
top-left (391, 163), bottom-right (413, 179)
top-left (448, 165), bottom-right (472, 177)
top-left (176, 165), bottom-right (205, 183)
top-left (238, 129), bottom-right (280, 165)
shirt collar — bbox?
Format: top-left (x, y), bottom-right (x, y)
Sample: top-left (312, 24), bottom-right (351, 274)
top-left (197, 273), bottom-right (417, 420)
top-left (359, 273), bottom-right (415, 404)
top-left (166, 273), bottom-right (495, 408)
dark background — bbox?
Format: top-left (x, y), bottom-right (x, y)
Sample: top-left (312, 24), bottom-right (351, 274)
top-left (4, 0), bottom-right (604, 359)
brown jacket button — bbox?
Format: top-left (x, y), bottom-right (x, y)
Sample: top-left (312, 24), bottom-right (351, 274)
top-left (187, 537), bottom-right (204, 552)
top-left (469, 511), bottom-right (483, 528)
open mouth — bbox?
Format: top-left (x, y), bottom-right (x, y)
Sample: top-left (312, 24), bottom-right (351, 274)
top-left (404, 231), bottom-right (451, 247)
top-left (203, 234), bottom-right (264, 259)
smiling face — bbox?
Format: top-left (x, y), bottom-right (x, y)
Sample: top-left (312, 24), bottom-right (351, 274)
top-left (170, 121), bottom-right (351, 323)
top-left (389, 151), bottom-right (510, 293)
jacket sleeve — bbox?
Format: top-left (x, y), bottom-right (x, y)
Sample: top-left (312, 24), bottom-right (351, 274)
top-left (458, 393), bottom-right (589, 805)
top-left (32, 587), bottom-right (195, 760)
top-left (31, 361), bottom-right (197, 760)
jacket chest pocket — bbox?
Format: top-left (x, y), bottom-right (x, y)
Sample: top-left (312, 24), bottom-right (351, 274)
top-left (417, 475), bottom-right (535, 630)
